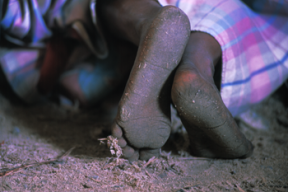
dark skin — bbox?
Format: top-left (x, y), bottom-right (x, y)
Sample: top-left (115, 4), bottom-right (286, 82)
top-left (96, 0), bottom-right (253, 161)
top-left (98, 0), bottom-right (190, 160)
top-left (42, 0), bottom-right (253, 161)
top-left (172, 33), bottom-right (253, 158)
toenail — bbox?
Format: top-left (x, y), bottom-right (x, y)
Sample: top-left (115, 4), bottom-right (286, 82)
top-left (128, 151), bottom-right (139, 162)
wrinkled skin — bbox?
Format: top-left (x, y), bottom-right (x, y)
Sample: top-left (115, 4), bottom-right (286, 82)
top-left (171, 33), bottom-right (253, 158)
top-left (97, 0), bottom-right (253, 161)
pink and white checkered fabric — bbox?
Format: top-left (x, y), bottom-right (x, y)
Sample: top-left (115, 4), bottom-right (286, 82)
top-left (159, 0), bottom-right (288, 116)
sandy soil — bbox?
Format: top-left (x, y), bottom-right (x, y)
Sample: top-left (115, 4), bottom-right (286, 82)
top-left (0, 89), bottom-right (288, 192)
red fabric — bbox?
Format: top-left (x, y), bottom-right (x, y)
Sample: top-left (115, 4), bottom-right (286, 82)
top-left (37, 36), bottom-right (69, 94)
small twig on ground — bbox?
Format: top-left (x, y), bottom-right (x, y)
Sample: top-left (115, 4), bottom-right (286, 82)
top-left (99, 136), bottom-right (125, 169)
top-left (132, 163), bottom-right (141, 172)
top-left (143, 156), bottom-right (156, 168)
top-left (99, 136), bottom-right (122, 160)
top-left (226, 181), bottom-right (234, 188)
top-left (160, 149), bottom-right (171, 160)
top-left (0, 143), bottom-right (7, 161)
top-left (236, 184), bottom-right (246, 192)
top-left (0, 146), bottom-right (76, 177)
top-left (145, 170), bottom-right (152, 178)
top-left (85, 175), bottom-right (107, 184)
top-left (178, 157), bottom-right (211, 160)
top-left (103, 158), bottom-right (128, 170)
top-left (261, 176), bottom-right (267, 185)
top-left (59, 146), bottom-right (76, 159)
top-left (98, 138), bottom-right (107, 145)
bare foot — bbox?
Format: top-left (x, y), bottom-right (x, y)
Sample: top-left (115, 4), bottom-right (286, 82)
top-left (171, 32), bottom-right (253, 158)
top-left (106, 5), bottom-right (190, 161)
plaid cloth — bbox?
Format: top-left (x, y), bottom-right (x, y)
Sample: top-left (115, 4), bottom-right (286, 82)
top-left (0, 0), bottom-right (110, 104)
top-left (0, 48), bottom-right (43, 103)
top-left (1, 0), bottom-right (288, 114)
top-left (159, 0), bottom-right (288, 116)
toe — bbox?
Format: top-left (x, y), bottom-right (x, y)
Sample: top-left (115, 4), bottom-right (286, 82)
top-left (139, 148), bottom-right (160, 160)
top-left (122, 145), bottom-right (139, 161)
top-left (128, 151), bottom-right (140, 162)
top-left (111, 123), bottom-right (123, 138)
top-left (238, 140), bottom-right (254, 159)
top-left (112, 123), bottom-right (139, 160)
top-left (118, 138), bottom-right (127, 148)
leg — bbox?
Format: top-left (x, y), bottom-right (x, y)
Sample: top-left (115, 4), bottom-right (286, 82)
top-left (171, 32), bottom-right (253, 158)
top-left (98, 0), bottom-right (190, 160)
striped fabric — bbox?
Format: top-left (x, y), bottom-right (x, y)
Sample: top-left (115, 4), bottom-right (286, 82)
top-left (0, 0), bottom-right (110, 104)
top-left (0, 0), bottom-right (53, 47)
top-left (159, 0), bottom-right (288, 116)
top-left (0, 48), bottom-right (43, 103)
top-left (1, 0), bottom-right (288, 114)
top-left (0, 0), bottom-right (66, 102)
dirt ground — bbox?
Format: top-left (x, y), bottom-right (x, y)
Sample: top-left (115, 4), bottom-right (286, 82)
top-left (0, 87), bottom-right (288, 192)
